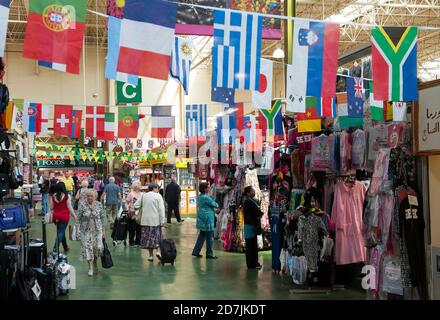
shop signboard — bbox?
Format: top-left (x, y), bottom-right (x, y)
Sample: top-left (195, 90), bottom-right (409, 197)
top-left (116, 79), bottom-right (142, 104)
top-left (414, 80), bottom-right (440, 155)
top-left (37, 158), bottom-right (94, 170)
top-left (188, 190), bottom-right (197, 214)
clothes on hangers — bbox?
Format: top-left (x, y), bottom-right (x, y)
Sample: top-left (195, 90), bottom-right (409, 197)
top-left (332, 180), bottom-right (367, 265)
top-left (310, 134), bottom-right (335, 172)
top-left (352, 129), bottom-right (366, 168)
top-left (298, 212), bottom-right (328, 272)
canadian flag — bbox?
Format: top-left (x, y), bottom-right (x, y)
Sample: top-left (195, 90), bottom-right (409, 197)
top-left (86, 106), bottom-right (105, 138)
top-left (252, 58), bottom-right (273, 110)
top-left (53, 105), bottom-right (82, 139)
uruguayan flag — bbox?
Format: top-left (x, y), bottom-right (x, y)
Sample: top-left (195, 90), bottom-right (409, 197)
top-left (0, 0), bottom-right (10, 57)
top-left (212, 10), bottom-right (263, 90)
top-left (185, 104), bottom-right (207, 138)
top-left (171, 37), bottom-right (192, 95)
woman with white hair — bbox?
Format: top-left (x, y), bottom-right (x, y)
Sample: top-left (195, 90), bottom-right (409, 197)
top-left (75, 179), bottom-right (91, 208)
top-left (125, 181), bottom-right (143, 247)
top-left (77, 189), bottom-right (106, 276)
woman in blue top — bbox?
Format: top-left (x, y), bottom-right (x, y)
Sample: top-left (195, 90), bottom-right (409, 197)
top-left (192, 183), bottom-right (219, 259)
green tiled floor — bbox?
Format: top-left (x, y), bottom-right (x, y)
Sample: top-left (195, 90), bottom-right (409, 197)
top-left (29, 217), bottom-right (366, 300)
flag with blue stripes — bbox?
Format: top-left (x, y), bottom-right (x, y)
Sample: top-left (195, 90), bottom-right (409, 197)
top-left (185, 104), bottom-right (207, 138)
top-left (171, 37), bottom-right (192, 95)
top-left (38, 61), bottom-right (67, 72)
top-left (212, 10), bottom-right (263, 90)
top-left (217, 103), bottom-right (244, 145)
top-left (106, 16), bottom-right (139, 85)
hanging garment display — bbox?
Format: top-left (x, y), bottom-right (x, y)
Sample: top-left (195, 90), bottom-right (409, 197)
top-left (310, 134), bottom-right (335, 172)
top-left (351, 129), bottom-right (366, 168)
top-left (332, 180), bottom-right (367, 265)
top-left (270, 207), bottom-right (282, 271)
top-left (369, 148), bottom-right (390, 196)
top-left (298, 213), bottom-right (328, 272)
top-left (382, 255), bottom-right (404, 296)
top-left (340, 131), bottom-right (353, 175)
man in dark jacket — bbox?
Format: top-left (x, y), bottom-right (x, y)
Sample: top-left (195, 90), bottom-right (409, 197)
top-left (164, 179), bottom-right (184, 225)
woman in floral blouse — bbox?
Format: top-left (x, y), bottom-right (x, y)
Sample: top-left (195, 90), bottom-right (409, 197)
top-left (77, 189), bottom-right (106, 276)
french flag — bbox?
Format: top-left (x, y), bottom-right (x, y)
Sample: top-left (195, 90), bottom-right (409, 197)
top-left (291, 20), bottom-right (339, 99)
top-left (117, 0), bottom-right (178, 80)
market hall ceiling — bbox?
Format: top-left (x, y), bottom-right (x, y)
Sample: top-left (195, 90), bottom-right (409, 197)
top-left (4, 0), bottom-right (440, 81)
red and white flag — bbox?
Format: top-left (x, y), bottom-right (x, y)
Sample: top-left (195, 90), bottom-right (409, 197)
top-left (252, 58), bottom-right (273, 110)
top-left (151, 106), bottom-right (175, 139)
top-left (86, 106), bottom-right (105, 138)
top-left (54, 105), bottom-right (82, 139)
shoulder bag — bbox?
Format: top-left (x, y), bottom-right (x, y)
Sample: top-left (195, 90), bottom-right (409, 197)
top-left (134, 194), bottom-right (144, 224)
top-left (101, 240), bottom-right (113, 269)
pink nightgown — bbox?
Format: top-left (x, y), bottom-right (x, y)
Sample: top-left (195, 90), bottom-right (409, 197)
top-left (332, 181), bottom-right (367, 265)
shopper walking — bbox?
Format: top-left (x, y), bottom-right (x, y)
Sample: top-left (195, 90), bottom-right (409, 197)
top-left (135, 183), bottom-right (165, 262)
top-left (94, 176), bottom-right (104, 201)
top-left (125, 181), bottom-right (142, 247)
top-left (192, 183), bottom-right (219, 259)
top-left (164, 179), bottom-right (184, 225)
top-left (61, 172), bottom-right (75, 199)
top-left (102, 176), bottom-right (122, 231)
top-left (77, 189), bottom-right (105, 277)
top-left (243, 186), bottom-right (263, 270)
top-left (75, 180), bottom-right (91, 208)
top-left (38, 172), bottom-right (50, 215)
top-left (50, 182), bottom-right (76, 253)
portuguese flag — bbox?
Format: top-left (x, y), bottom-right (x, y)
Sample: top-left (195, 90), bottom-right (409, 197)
top-left (23, 0), bottom-right (87, 74)
top-left (118, 107), bottom-right (139, 138)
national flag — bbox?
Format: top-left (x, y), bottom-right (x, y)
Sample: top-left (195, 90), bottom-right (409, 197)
top-left (0, 0), bottom-right (10, 57)
top-left (217, 103), bottom-right (244, 144)
top-left (23, 0), bottom-right (87, 74)
top-left (244, 115), bottom-right (262, 152)
top-left (252, 58), bottom-right (273, 110)
top-left (371, 27), bottom-right (418, 102)
top-left (185, 104), bottom-right (207, 138)
top-left (23, 102), bottom-right (50, 135)
top-left (347, 77), bottom-right (364, 118)
top-left (170, 37), bottom-right (193, 95)
top-left (211, 86), bottom-right (235, 107)
top-left (258, 100), bottom-right (283, 139)
top-left (212, 10), bottom-right (263, 90)
top-left (38, 60), bottom-right (70, 73)
top-left (290, 20), bottom-right (339, 102)
top-left (321, 97), bottom-right (337, 118)
top-left (116, 0), bottom-right (178, 80)
top-left (336, 93), bottom-right (363, 129)
top-left (297, 97), bottom-right (322, 133)
top-left (118, 107), bottom-right (139, 138)
top-left (86, 106), bottom-right (105, 138)
top-left (107, 0), bottom-right (124, 19)
top-left (0, 101), bottom-right (16, 131)
top-left (369, 80), bottom-right (384, 121)
top-left (286, 64), bottom-right (305, 113)
top-left (101, 113), bottom-right (115, 140)
top-left (384, 102), bottom-right (393, 121)
top-left (54, 105), bottom-right (82, 138)
top-left (106, 16), bottom-right (139, 85)
top-left (393, 102), bottom-right (407, 122)
top-left (151, 106), bottom-right (175, 139)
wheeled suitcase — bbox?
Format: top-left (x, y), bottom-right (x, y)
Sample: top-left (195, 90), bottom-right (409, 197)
top-left (29, 240), bottom-right (45, 269)
top-left (159, 239), bottom-right (177, 265)
top-left (112, 212), bottom-right (128, 244)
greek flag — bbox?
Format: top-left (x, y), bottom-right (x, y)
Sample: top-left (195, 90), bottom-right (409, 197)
top-left (212, 10), bottom-right (263, 90)
top-left (170, 37), bottom-right (192, 95)
top-left (185, 104), bottom-right (207, 138)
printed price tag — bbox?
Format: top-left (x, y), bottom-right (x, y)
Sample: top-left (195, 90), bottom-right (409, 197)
top-left (408, 195), bottom-right (419, 206)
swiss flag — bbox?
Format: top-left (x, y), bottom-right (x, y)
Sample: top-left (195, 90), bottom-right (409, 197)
top-left (86, 106), bottom-right (105, 138)
top-left (54, 105), bottom-right (83, 139)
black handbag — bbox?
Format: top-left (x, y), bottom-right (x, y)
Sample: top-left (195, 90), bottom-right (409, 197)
top-left (101, 240), bottom-right (113, 269)
top-left (73, 199), bottom-right (79, 211)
